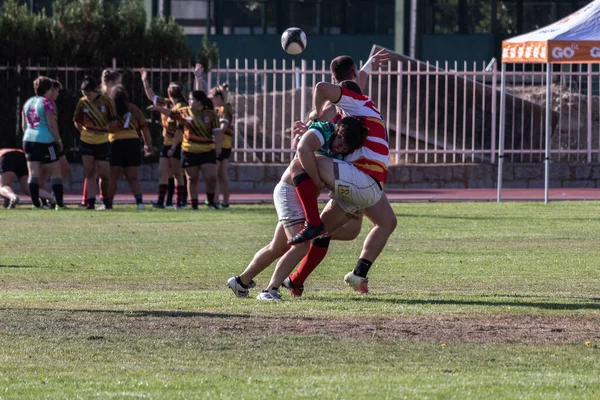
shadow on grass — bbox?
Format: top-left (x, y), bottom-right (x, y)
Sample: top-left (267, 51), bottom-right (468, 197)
top-left (0, 308), bottom-right (253, 319)
top-left (337, 296), bottom-right (600, 310)
top-left (0, 264), bottom-right (46, 269)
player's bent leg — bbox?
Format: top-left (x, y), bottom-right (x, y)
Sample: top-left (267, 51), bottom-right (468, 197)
top-left (264, 224), bottom-right (311, 293)
top-left (359, 194), bottom-right (397, 264)
top-left (345, 194), bottom-right (397, 294)
top-left (228, 222), bottom-right (291, 298)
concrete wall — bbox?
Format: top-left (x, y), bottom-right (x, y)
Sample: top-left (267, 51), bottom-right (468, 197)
top-left (64, 163), bottom-right (600, 192)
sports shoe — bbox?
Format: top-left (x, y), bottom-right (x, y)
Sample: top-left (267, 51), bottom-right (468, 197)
top-left (256, 288), bottom-right (282, 301)
top-left (3, 197), bottom-right (9, 208)
top-left (77, 202), bottom-right (88, 208)
top-left (137, 203), bottom-right (146, 211)
top-left (41, 198), bottom-right (56, 209)
top-left (282, 276), bottom-right (304, 297)
top-left (55, 205), bottom-right (68, 211)
top-left (151, 201), bottom-right (165, 209)
top-left (344, 271), bottom-right (369, 294)
top-left (205, 201), bottom-right (219, 210)
top-left (288, 222), bottom-right (327, 245)
top-left (226, 276), bottom-right (257, 298)
top-left (7, 195), bottom-right (19, 209)
top-left (220, 203), bottom-right (230, 209)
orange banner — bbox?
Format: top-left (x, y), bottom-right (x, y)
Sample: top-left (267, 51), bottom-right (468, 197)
top-left (503, 40), bottom-right (600, 63)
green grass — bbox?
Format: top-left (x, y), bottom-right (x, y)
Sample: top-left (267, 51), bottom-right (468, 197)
top-left (1, 202), bottom-right (600, 399)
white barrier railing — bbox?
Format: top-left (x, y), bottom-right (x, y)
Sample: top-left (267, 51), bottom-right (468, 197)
top-left (13, 58), bottom-right (600, 165)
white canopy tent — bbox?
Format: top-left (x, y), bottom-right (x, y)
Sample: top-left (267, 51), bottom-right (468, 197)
top-left (498, 0), bottom-right (600, 203)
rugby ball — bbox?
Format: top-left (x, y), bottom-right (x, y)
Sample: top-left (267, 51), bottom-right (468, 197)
top-left (281, 27), bottom-right (307, 55)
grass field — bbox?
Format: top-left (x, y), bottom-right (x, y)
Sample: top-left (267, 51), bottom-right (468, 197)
top-left (1, 202), bottom-right (600, 399)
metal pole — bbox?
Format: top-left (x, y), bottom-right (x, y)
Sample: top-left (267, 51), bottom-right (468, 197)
top-left (544, 62), bottom-right (552, 205)
top-left (497, 62), bottom-right (507, 203)
top-left (409, 0), bottom-right (417, 58)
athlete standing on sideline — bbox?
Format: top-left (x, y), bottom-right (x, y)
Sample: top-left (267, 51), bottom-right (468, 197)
top-left (73, 75), bottom-right (118, 210)
top-left (140, 68), bottom-right (187, 209)
top-left (21, 76), bottom-right (66, 210)
top-left (0, 148), bottom-right (54, 208)
top-left (105, 85), bottom-right (152, 209)
top-left (209, 82), bottom-right (233, 208)
top-left (149, 90), bottom-right (222, 210)
top-left (79, 69), bottom-right (122, 207)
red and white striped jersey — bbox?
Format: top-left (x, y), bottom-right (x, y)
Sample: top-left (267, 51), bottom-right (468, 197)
top-left (334, 88), bottom-right (389, 185)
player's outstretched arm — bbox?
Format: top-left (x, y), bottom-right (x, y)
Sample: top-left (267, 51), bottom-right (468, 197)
top-left (357, 48), bottom-right (390, 91)
top-left (140, 68), bottom-right (157, 103)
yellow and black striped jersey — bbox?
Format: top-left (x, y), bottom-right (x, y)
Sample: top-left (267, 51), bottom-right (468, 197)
top-left (171, 107), bottom-right (219, 153)
top-left (217, 103), bottom-right (233, 150)
top-left (109, 103), bottom-right (148, 142)
top-left (73, 93), bottom-right (117, 145)
top-left (154, 96), bottom-right (187, 146)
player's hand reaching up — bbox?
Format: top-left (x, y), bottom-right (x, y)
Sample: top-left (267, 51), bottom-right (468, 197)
top-left (140, 68), bottom-right (148, 82)
top-left (371, 48), bottom-right (391, 69)
top-left (194, 64), bottom-right (204, 77)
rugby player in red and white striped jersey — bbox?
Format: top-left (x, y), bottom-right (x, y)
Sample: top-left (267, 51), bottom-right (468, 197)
top-left (282, 73), bottom-right (396, 294)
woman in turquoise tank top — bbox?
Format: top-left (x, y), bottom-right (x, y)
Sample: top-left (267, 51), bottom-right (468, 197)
top-left (21, 76), bottom-right (66, 209)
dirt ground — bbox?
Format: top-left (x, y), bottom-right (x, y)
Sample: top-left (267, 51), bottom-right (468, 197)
top-left (3, 309), bottom-right (600, 344)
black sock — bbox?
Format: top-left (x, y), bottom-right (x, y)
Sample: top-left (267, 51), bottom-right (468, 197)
top-left (353, 258), bottom-right (373, 278)
top-left (51, 178), bottom-right (64, 207)
top-left (292, 172), bottom-right (311, 187)
top-left (28, 177), bottom-right (41, 208)
top-left (87, 198), bottom-right (96, 209)
top-left (166, 178), bottom-right (175, 206)
top-left (134, 194), bottom-right (143, 204)
top-left (206, 192), bottom-right (215, 204)
top-left (312, 236), bottom-right (331, 248)
top-left (103, 197), bottom-right (113, 209)
top-left (235, 276), bottom-right (249, 289)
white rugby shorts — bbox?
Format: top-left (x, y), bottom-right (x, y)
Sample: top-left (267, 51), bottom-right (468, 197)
top-left (329, 159), bottom-right (383, 213)
top-left (273, 181), bottom-right (305, 224)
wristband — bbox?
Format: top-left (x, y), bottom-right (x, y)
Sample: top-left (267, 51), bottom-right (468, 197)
top-left (360, 57), bottom-right (375, 74)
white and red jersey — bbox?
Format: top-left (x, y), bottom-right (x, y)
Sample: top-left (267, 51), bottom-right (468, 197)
top-left (333, 88), bottom-right (389, 186)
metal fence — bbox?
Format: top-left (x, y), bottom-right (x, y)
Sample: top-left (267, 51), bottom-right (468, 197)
top-left (2, 58), bottom-right (599, 165)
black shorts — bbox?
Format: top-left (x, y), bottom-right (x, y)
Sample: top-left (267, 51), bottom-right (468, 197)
top-left (80, 141), bottom-right (111, 162)
top-left (217, 148), bottom-right (232, 161)
top-left (110, 138), bottom-right (141, 167)
top-left (0, 151), bottom-right (28, 178)
top-left (160, 143), bottom-right (182, 160)
top-left (23, 141), bottom-right (60, 164)
top-left (181, 149), bottom-right (217, 168)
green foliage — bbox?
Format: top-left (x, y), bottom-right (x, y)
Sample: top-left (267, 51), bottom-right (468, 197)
top-left (197, 34), bottom-right (219, 71)
top-left (0, 0), bottom-right (196, 66)
top-left (0, 0), bottom-right (50, 62)
top-left (146, 16), bottom-right (191, 64)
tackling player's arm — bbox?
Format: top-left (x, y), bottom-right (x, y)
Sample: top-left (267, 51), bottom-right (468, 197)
top-left (297, 130), bottom-right (326, 188)
top-left (313, 82), bottom-right (342, 118)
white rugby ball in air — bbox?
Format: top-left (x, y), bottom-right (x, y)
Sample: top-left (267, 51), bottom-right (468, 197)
top-left (281, 27), bottom-right (307, 55)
